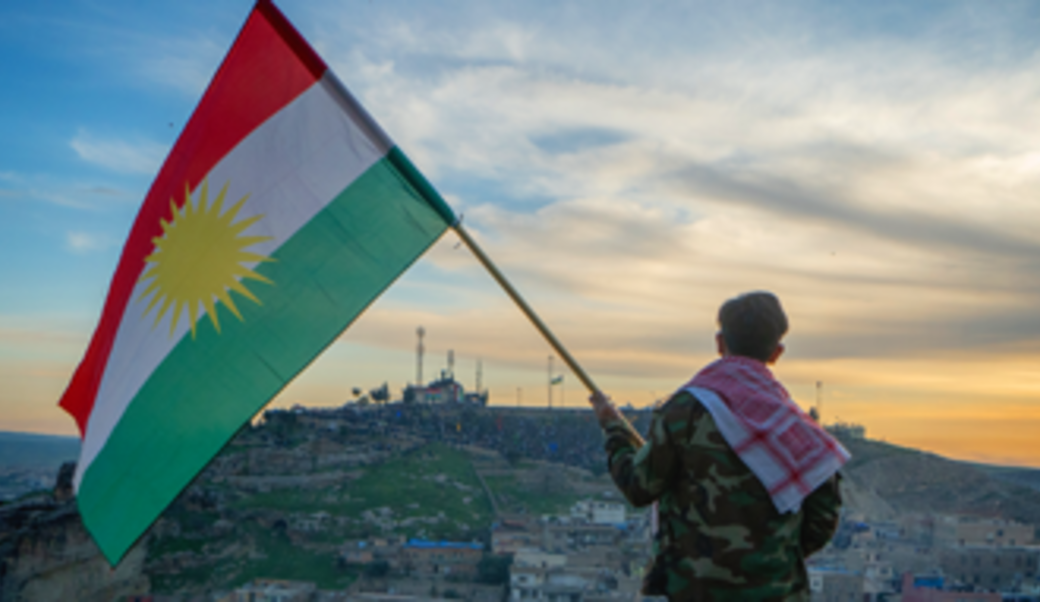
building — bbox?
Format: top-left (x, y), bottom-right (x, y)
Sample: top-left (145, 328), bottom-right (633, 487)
top-left (509, 538), bottom-right (635, 601)
top-left (402, 539), bottom-right (484, 578)
top-left (861, 554), bottom-right (897, 601)
top-left (510, 565), bottom-right (550, 601)
top-left (403, 374), bottom-right (488, 406)
top-left (514, 549), bottom-right (568, 570)
top-left (509, 562), bottom-right (608, 602)
top-left (899, 514), bottom-right (938, 548)
top-left (340, 541), bottom-right (375, 566)
top-left (900, 573), bottom-right (1000, 602)
top-left (232, 579), bottom-right (316, 602)
top-left (937, 517), bottom-right (1037, 548)
top-left (940, 546), bottom-right (1040, 592)
top-left (808, 567), bottom-right (864, 602)
top-left (492, 520), bottom-right (542, 555)
top-left (291, 511), bottom-right (330, 532)
top-left (570, 501), bottom-right (626, 526)
top-left (542, 523), bottom-right (623, 553)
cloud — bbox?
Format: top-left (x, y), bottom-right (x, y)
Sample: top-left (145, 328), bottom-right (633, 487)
top-left (0, 171), bottom-right (138, 210)
top-left (38, 4), bottom-right (228, 99)
top-left (669, 158), bottom-right (1040, 261)
top-left (0, 323), bottom-right (85, 347)
top-left (70, 130), bottom-right (167, 175)
top-left (81, 186), bottom-right (127, 197)
top-left (66, 231), bottom-right (114, 254)
top-left (283, 0), bottom-right (1040, 373)
top-left (531, 128), bottom-right (631, 156)
top-left (132, 33), bottom-right (225, 97)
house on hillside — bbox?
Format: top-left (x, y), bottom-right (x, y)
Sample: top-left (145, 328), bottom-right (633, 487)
top-left (937, 516), bottom-right (1038, 548)
top-left (402, 539), bottom-right (484, 578)
top-left (232, 579), bottom-right (316, 602)
top-left (899, 573), bottom-right (1000, 602)
top-left (808, 567), bottom-right (863, 602)
top-left (492, 519), bottom-right (542, 555)
top-left (570, 500), bottom-right (626, 526)
top-left (542, 522), bottom-right (624, 553)
top-left (939, 546), bottom-right (1040, 592)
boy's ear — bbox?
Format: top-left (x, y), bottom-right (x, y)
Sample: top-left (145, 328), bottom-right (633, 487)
top-left (767, 343), bottom-right (785, 365)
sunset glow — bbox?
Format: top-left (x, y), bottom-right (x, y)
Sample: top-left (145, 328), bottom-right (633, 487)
top-left (3, 0), bottom-right (1040, 468)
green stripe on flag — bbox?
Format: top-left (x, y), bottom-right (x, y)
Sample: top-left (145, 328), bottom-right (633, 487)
top-left (386, 147), bottom-right (456, 225)
top-left (77, 153), bottom-right (451, 561)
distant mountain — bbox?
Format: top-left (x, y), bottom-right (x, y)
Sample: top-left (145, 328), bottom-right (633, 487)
top-left (0, 431), bottom-right (79, 470)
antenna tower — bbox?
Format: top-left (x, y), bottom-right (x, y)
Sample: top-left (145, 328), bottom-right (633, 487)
top-left (416, 326), bottom-right (425, 385)
top-left (816, 381), bottom-right (823, 424)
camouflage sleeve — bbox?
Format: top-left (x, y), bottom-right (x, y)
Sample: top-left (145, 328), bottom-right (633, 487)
top-left (800, 473), bottom-right (842, 557)
top-left (602, 403), bottom-right (679, 508)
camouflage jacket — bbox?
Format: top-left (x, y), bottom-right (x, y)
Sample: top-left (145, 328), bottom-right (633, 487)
top-left (603, 391), bottom-right (842, 602)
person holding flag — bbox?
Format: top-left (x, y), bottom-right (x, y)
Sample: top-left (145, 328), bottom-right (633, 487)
top-left (59, 0), bottom-right (845, 581)
top-left (589, 292), bottom-right (848, 601)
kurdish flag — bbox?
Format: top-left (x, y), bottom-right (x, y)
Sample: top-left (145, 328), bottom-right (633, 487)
top-left (58, 0), bottom-right (455, 564)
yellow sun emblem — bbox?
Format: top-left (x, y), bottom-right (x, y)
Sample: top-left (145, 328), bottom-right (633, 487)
top-left (138, 180), bottom-right (274, 338)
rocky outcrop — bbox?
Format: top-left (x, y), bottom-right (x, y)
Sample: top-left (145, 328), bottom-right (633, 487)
top-left (0, 463), bottom-right (150, 602)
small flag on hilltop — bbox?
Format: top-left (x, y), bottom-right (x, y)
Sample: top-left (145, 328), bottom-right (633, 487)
top-left (58, 0), bottom-right (455, 563)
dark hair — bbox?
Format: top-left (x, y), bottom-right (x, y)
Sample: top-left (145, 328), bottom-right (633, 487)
top-left (717, 291), bottom-right (788, 362)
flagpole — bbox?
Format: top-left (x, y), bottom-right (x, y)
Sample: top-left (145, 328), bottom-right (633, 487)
top-left (452, 222), bottom-right (600, 396)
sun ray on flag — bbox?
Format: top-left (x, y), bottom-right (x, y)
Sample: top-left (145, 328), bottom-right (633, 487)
top-left (137, 180), bottom-right (274, 338)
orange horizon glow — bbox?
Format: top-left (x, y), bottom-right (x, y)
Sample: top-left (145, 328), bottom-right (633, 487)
top-left (7, 331), bottom-right (1039, 469)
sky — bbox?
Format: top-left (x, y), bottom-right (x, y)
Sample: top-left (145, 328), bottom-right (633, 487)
top-left (3, 0), bottom-right (1040, 467)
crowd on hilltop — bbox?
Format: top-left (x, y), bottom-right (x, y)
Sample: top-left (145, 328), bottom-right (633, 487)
top-left (261, 403), bottom-right (654, 474)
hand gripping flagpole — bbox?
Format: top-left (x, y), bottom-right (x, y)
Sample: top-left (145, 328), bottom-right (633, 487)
top-left (451, 221), bottom-right (600, 396)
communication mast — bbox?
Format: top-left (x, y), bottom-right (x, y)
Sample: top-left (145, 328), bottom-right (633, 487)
top-left (816, 381), bottom-right (823, 424)
top-left (447, 349), bottom-right (456, 401)
top-left (416, 326), bottom-right (425, 386)
top-left (476, 358), bottom-right (483, 394)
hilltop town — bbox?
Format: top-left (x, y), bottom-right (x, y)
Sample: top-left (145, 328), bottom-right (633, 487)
top-left (3, 379), bottom-right (1040, 602)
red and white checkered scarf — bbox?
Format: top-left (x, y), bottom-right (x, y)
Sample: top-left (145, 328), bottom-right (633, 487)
top-left (682, 356), bottom-right (849, 514)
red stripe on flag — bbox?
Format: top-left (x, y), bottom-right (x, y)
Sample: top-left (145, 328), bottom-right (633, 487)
top-left (58, 1), bottom-right (326, 436)
top-left (256, 0), bottom-right (326, 80)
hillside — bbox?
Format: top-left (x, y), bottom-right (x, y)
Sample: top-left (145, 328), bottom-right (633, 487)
top-left (144, 409), bottom-right (617, 595)
top-left (6, 405), bottom-right (1040, 597)
top-left (837, 435), bottom-right (1040, 525)
top-left (149, 440), bottom-right (491, 592)
top-left (974, 464), bottom-right (1040, 493)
